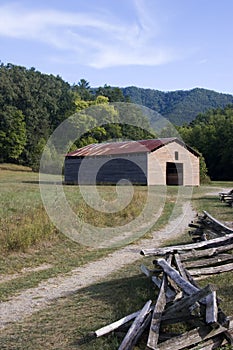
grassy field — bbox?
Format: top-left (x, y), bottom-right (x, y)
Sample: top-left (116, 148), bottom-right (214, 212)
top-left (0, 167), bottom-right (232, 349)
top-left (0, 167), bottom-right (184, 300)
top-left (0, 167), bottom-right (182, 254)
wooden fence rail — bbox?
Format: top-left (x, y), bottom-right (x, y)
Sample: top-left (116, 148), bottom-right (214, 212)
top-left (89, 211), bottom-right (233, 349)
top-left (219, 189), bottom-right (233, 207)
top-left (188, 210), bottom-right (233, 241)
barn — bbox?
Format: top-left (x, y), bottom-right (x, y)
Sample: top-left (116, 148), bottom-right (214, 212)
top-left (64, 138), bottom-right (200, 186)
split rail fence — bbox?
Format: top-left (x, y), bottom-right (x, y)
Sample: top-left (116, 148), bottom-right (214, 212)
top-left (90, 211), bottom-right (233, 349)
top-left (219, 189), bottom-right (233, 207)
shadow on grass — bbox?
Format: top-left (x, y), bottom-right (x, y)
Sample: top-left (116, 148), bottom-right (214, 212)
top-left (0, 271), bottom-right (155, 350)
top-left (191, 196), bottom-right (219, 202)
top-left (22, 180), bottom-right (63, 185)
top-left (69, 272), bottom-right (155, 347)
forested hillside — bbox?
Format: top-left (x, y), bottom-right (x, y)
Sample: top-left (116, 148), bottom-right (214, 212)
top-left (0, 62), bottom-right (232, 180)
top-left (0, 64), bottom-right (147, 170)
top-left (122, 86), bottom-right (233, 125)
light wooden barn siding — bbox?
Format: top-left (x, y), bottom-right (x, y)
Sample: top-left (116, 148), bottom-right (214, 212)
top-left (64, 153), bottom-right (148, 185)
top-left (147, 141), bottom-right (200, 186)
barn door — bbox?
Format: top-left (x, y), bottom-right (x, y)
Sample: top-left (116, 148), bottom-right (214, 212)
top-left (166, 162), bottom-right (183, 185)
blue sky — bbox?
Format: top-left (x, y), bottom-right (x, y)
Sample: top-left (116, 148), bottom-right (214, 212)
top-left (0, 0), bottom-right (233, 94)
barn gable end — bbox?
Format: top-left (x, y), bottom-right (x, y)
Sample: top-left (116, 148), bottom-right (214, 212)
top-left (147, 140), bottom-right (199, 186)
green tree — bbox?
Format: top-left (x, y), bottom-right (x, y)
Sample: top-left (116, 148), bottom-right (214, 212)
top-left (199, 153), bottom-right (211, 184)
top-left (179, 106), bottom-right (233, 180)
top-left (73, 79), bottom-right (93, 101)
top-left (0, 62), bottom-right (75, 167)
top-left (96, 84), bottom-right (129, 102)
top-left (0, 106), bottom-right (26, 161)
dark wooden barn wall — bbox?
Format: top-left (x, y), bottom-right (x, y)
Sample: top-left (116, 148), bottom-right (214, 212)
top-left (64, 153), bottom-right (148, 185)
top-left (64, 157), bottom-right (82, 184)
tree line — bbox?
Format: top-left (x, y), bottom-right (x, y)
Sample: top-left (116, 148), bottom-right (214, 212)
top-left (0, 62), bottom-right (232, 180)
top-left (178, 106), bottom-right (233, 180)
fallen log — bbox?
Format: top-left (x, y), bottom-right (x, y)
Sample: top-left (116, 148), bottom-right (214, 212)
top-left (182, 253), bottom-right (233, 268)
top-left (162, 285), bottom-right (214, 321)
top-left (156, 259), bottom-right (199, 295)
top-left (180, 244), bottom-right (233, 260)
top-left (157, 324), bottom-right (228, 350)
top-left (205, 291), bottom-right (218, 325)
top-left (95, 306), bottom-right (152, 338)
top-left (188, 262), bottom-right (233, 276)
top-left (203, 210), bottom-right (233, 234)
top-left (186, 333), bottom-right (225, 349)
top-left (118, 300), bottom-right (152, 350)
top-left (147, 275), bottom-right (167, 350)
top-left (141, 232), bottom-right (233, 256)
top-left (174, 253), bottom-right (188, 280)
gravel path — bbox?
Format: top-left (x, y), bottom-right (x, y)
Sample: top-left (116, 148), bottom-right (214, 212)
top-left (0, 202), bottom-right (196, 330)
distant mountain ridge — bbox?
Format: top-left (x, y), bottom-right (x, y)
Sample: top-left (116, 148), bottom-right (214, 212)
top-left (121, 86), bottom-right (233, 125)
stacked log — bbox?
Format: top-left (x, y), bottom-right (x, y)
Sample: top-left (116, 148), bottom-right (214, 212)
top-left (139, 249), bottom-right (233, 349)
top-left (219, 190), bottom-right (233, 207)
top-left (141, 233), bottom-right (233, 279)
top-left (188, 210), bottom-right (233, 241)
top-left (90, 212), bottom-right (233, 349)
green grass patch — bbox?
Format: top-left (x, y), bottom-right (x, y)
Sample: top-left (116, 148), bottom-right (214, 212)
top-left (0, 264), bottom-right (155, 350)
top-left (192, 182), bottom-right (233, 222)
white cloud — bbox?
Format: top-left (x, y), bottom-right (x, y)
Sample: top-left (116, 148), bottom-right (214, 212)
top-left (89, 43), bottom-right (177, 69)
top-left (0, 2), bottom-right (181, 68)
top-left (197, 59), bottom-right (208, 65)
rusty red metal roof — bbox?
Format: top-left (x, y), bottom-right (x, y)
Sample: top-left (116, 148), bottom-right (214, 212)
top-left (66, 138), bottom-right (199, 157)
